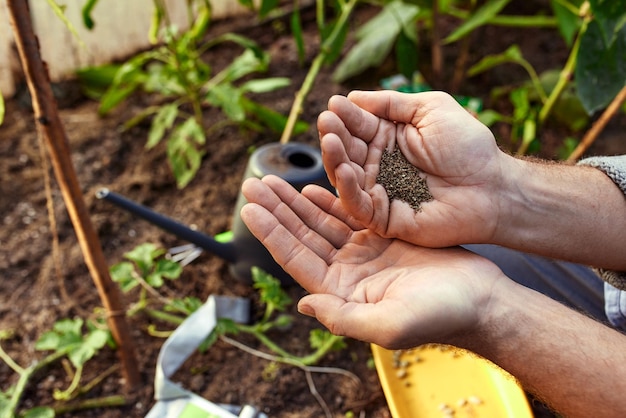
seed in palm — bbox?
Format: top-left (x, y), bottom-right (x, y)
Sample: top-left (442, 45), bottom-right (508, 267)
top-left (376, 146), bottom-right (433, 212)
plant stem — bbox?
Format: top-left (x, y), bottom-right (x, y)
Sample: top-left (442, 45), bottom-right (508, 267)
top-left (447, 8), bottom-right (557, 28)
top-left (220, 335), bottom-right (360, 383)
top-left (53, 395), bottom-right (127, 415)
top-left (279, 0), bottom-right (358, 144)
top-left (5, 350), bottom-right (69, 418)
top-left (237, 325), bottom-right (295, 359)
top-left (145, 308), bottom-right (185, 325)
top-left (538, 6), bottom-right (590, 125)
top-left (0, 342), bottom-right (24, 374)
top-left (54, 365), bottom-right (83, 401)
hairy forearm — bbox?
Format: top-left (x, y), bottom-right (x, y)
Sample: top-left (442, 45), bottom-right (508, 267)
top-left (459, 280), bottom-right (626, 417)
top-left (493, 154), bottom-right (626, 270)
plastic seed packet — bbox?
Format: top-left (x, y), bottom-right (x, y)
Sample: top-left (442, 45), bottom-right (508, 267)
top-left (145, 295), bottom-right (267, 418)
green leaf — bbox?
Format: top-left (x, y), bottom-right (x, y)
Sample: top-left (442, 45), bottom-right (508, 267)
top-left (200, 318), bottom-right (239, 352)
top-left (557, 136), bottom-right (579, 159)
top-left (110, 261), bottom-right (139, 293)
top-left (207, 84), bottom-right (245, 121)
top-left (477, 109), bottom-right (506, 126)
top-left (145, 259), bottom-right (182, 288)
top-left (241, 98), bottom-right (309, 135)
top-left (154, 258), bottom-right (183, 280)
top-left (212, 33), bottom-right (267, 62)
top-left (259, 0), bottom-right (279, 18)
top-left (588, 0), bottom-right (626, 45)
top-left (167, 118), bottom-right (205, 188)
top-left (510, 87), bottom-right (531, 121)
top-left (395, 30), bottom-right (418, 80)
top-left (550, 0), bottom-right (583, 46)
top-left (241, 77), bottom-right (290, 94)
top-left (98, 52), bottom-right (158, 114)
top-left (53, 318), bottom-right (83, 336)
top-left (575, 20), bottom-right (626, 114)
top-left (22, 407), bottom-right (56, 418)
top-left (309, 329), bottom-right (346, 351)
top-left (321, 17), bottom-right (349, 66)
top-left (81, 0), bottom-right (99, 29)
top-left (291, 7), bottom-right (306, 64)
top-left (444, 0), bottom-right (512, 44)
top-left (165, 296), bottom-right (203, 315)
top-left (252, 267), bottom-right (292, 318)
top-left (333, 1), bottom-right (420, 82)
top-left (147, 104), bottom-right (179, 149)
top-left (75, 64), bottom-right (121, 99)
top-left (217, 48), bottom-right (269, 84)
top-left (467, 44), bottom-right (524, 76)
top-left (124, 243), bottom-right (163, 276)
top-left (68, 329), bottom-right (108, 368)
top-left (35, 319), bottom-right (84, 353)
top-left (35, 331), bottom-right (62, 351)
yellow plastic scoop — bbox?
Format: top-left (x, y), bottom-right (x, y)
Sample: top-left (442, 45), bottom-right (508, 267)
top-left (371, 344), bottom-right (534, 418)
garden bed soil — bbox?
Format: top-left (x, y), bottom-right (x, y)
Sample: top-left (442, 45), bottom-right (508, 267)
top-left (2, 2), bottom-right (626, 417)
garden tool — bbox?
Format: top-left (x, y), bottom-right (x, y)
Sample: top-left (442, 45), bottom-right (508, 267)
top-left (371, 344), bottom-right (533, 418)
top-left (97, 142), bottom-right (333, 286)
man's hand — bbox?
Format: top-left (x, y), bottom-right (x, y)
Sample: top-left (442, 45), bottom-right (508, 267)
top-left (240, 175), bottom-right (503, 349)
top-left (318, 90), bottom-right (512, 247)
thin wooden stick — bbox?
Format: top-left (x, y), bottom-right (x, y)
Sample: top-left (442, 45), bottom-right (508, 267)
top-left (6, 0), bottom-right (140, 388)
top-left (567, 84), bottom-right (626, 162)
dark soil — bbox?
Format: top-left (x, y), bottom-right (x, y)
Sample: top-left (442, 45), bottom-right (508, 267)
top-left (2, 2), bottom-right (626, 418)
top-left (377, 147), bottom-right (433, 212)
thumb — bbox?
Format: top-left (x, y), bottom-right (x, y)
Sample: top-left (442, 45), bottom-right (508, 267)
top-left (297, 294), bottom-right (399, 347)
top-left (348, 90), bottom-right (459, 125)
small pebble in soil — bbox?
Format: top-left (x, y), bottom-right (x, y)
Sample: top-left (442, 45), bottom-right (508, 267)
top-left (376, 146), bottom-right (433, 212)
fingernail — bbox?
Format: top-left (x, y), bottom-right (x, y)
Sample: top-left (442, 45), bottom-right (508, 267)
top-left (298, 303), bottom-right (315, 317)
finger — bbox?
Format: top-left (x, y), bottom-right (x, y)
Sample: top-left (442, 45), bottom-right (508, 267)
top-left (320, 133), bottom-right (366, 189)
top-left (301, 184), bottom-right (365, 232)
top-left (242, 177), bottom-right (337, 259)
top-left (240, 202), bottom-right (329, 293)
top-left (318, 109), bottom-right (369, 167)
top-left (333, 162), bottom-right (392, 232)
top-left (325, 95), bottom-right (382, 146)
top-left (261, 175), bottom-right (354, 249)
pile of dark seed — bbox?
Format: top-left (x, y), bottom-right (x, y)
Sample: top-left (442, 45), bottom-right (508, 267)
top-left (376, 146), bottom-right (433, 212)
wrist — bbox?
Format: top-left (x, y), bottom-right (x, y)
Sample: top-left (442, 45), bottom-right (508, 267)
top-left (489, 152), bottom-right (527, 246)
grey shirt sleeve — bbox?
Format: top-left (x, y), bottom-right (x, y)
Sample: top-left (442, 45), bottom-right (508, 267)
top-left (578, 155), bottom-right (626, 290)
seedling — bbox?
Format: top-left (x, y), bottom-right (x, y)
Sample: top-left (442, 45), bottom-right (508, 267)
top-left (79, 0), bottom-right (298, 188)
top-left (0, 321), bottom-right (121, 418)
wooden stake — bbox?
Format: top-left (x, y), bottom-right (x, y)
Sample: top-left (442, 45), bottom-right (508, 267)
top-left (567, 85), bottom-right (626, 162)
top-left (6, 0), bottom-right (140, 388)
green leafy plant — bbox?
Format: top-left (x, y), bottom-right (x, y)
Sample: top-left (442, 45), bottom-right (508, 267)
top-left (80, 0), bottom-right (296, 188)
top-left (238, 0), bottom-right (360, 144)
top-left (331, 0), bottom-right (625, 157)
top-left (0, 322), bottom-right (122, 418)
top-left (109, 242), bottom-right (184, 317)
top-left (466, 1), bottom-right (626, 156)
top-left (206, 267), bottom-right (346, 367)
top-left (111, 243), bottom-right (346, 367)
top-left (332, 0), bottom-right (421, 83)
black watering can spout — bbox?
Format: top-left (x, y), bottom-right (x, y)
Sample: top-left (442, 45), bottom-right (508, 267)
top-left (96, 188), bottom-right (238, 264)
